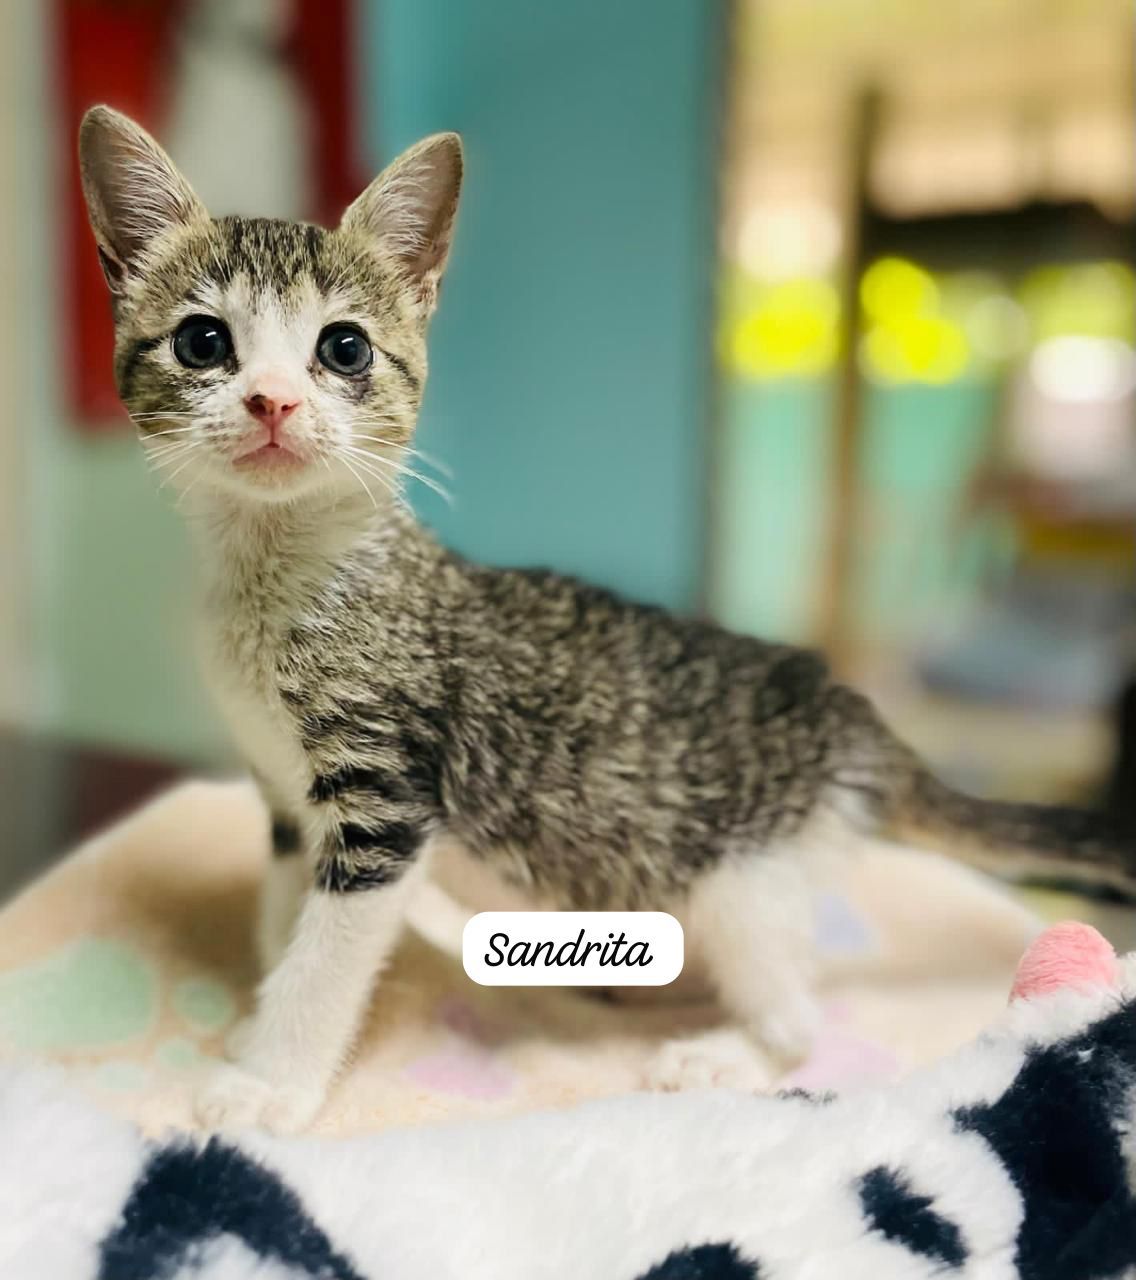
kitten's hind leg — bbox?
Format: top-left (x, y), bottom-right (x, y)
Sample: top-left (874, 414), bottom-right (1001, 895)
top-left (644, 850), bottom-right (820, 1091)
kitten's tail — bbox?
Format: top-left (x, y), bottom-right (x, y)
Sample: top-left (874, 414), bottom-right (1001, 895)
top-left (884, 769), bottom-right (1136, 898)
top-left (837, 690), bottom-right (1136, 899)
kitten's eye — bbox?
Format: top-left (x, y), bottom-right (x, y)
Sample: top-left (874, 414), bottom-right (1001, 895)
top-left (317, 325), bottom-right (373, 377)
top-left (173, 316), bottom-right (233, 370)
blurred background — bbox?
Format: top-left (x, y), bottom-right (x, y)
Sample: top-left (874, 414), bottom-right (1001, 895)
top-left (0, 0), bottom-right (1134, 886)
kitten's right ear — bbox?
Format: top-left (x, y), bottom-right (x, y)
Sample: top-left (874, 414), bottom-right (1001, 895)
top-left (78, 106), bottom-right (206, 296)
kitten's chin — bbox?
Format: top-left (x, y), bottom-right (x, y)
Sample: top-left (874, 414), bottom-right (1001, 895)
top-left (169, 450), bottom-right (384, 510)
top-left (199, 458), bottom-right (339, 506)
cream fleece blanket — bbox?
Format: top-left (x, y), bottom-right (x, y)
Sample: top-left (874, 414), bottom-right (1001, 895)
top-left (0, 780), bottom-right (1112, 1134)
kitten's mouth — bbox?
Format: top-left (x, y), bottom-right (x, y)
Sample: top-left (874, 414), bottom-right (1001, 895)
top-left (232, 441), bottom-right (307, 471)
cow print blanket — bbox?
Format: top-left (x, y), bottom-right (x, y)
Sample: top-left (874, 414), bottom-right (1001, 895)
top-left (1, 922), bottom-right (1133, 1279)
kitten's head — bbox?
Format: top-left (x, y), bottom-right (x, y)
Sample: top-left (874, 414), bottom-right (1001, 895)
top-left (78, 106), bottom-right (462, 505)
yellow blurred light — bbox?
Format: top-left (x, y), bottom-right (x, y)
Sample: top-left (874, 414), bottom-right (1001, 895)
top-left (859, 257), bottom-right (973, 384)
top-left (861, 315), bottom-right (970, 385)
top-left (861, 327), bottom-right (904, 385)
top-left (860, 257), bottom-right (938, 323)
top-left (722, 259), bottom-right (984, 384)
top-left (725, 278), bottom-right (839, 379)
top-left (1019, 261), bottom-right (1136, 343)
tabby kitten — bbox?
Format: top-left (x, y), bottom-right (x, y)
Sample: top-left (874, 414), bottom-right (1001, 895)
top-left (79, 106), bottom-right (1133, 1132)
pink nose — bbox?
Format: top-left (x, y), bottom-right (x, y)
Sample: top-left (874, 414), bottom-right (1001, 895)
top-left (244, 390), bottom-right (301, 431)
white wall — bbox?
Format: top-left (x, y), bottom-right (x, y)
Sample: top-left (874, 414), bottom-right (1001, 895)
top-left (1, 0), bottom-right (226, 764)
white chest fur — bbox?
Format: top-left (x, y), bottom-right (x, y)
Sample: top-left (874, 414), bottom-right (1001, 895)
top-left (199, 615), bottom-right (312, 816)
top-left (191, 496), bottom-right (374, 819)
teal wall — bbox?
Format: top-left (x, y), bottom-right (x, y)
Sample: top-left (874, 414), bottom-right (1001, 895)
top-left (364, 0), bottom-right (722, 608)
top-left (851, 381), bottom-right (1005, 640)
top-left (710, 380), bottom-right (834, 640)
top-left (710, 375), bottom-right (1006, 646)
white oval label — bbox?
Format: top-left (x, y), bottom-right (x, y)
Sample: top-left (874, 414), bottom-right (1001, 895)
top-left (462, 911), bottom-right (684, 986)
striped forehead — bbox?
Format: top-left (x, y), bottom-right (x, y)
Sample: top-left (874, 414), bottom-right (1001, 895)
top-left (143, 217), bottom-right (385, 324)
top-left (201, 217), bottom-right (342, 298)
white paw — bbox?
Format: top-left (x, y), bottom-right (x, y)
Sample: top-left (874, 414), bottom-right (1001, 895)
top-left (752, 999), bottom-right (820, 1066)
top-left (195, 1065), bottom-right (325, 1135)
top-left (642, 1027), bottom-right (776, 1093)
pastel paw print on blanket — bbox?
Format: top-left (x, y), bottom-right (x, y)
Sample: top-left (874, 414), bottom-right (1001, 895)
top-left (0, 937), bottom-right (235, 1092)
top-left (171, 977), bottom-right (236, 1037)
top-left (0, 938), bottom-right (157, 1051)
top-left (402, 998), bottom-right (518, 1101)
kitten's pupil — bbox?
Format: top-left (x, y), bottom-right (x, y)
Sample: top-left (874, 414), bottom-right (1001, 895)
top-left (173, 315), bottom-right (232, 370)
top-left (317, 325), bottom-right (373, 377)
top-left (331, 333), bottom-right (362, 366)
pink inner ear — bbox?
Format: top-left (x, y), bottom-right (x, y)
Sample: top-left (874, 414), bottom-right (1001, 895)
top-left (1010, 921), bottom-right (1119, 1002)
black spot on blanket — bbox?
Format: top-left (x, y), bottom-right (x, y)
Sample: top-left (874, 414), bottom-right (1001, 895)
top-left (857, 1165), bottom-right (966, 1268)
top-left (954, 1003), bottom-right (1136, 1280)
top-left (636, 1241), bottom-right (761, 1278)
top-left (97, 1137), bottom-right (365, 1280)
top-left (776, 1087), bottom-right (835, 1105)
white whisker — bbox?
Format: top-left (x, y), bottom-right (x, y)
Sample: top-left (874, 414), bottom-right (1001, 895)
top-left (345, 433), bottom-right (454, 482)
top-left (336, 451), bottom-right (406, 508)
top-left (176, 470), bottom-right (206, 509)
top-left (145, 438), bottom-right (199, 471)
top-left (345, 437), bottom-right (452, 480)
top-left (145, 440), bottom-right (196, 462)
top-left (340, 453), bottom-right (400, 501)
top-left (160, 452), bottom-right (200, 488)
top-left (146, 452), bottom-right (196, 475)
top-left (405, 446), bottom-right (453, 479)
top-left (341, 444), bottom-right (452, 505)
top-left (140, 425), bottom-right (199, 440)
top-left (336, 453), bottom-right (380, 509)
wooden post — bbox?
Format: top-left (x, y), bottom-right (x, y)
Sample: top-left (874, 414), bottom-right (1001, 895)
top-left (819, 88), bottom-right (879, 669)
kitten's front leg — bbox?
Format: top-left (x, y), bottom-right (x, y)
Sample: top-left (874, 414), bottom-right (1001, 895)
top-left (197, 814), bottom-right (429, 1134)
top-left (256, 815), bottom-right (310, 974)
top-left (223, 813), bottom-right (311, 1062)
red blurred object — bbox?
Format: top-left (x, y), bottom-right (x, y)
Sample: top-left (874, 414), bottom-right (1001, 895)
top-left (56, 0), bottom-right (184, 426)
top-left (56, 0), bottom-right (363, 430)
top-left (288, 0), bottom-right (369, 228)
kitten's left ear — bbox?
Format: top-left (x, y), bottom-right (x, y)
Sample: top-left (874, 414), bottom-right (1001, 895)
top-left (340, 133), bottom-right (463, 310)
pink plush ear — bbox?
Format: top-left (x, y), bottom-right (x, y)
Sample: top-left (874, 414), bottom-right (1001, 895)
top-left (1010, 921), bottom-right (1119, 1003)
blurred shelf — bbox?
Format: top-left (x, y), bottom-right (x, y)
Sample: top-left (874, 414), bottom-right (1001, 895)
top-left (857, 676), bottom-right (1112, 805)
top-left (0, 727), bottom-right (185, 902)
